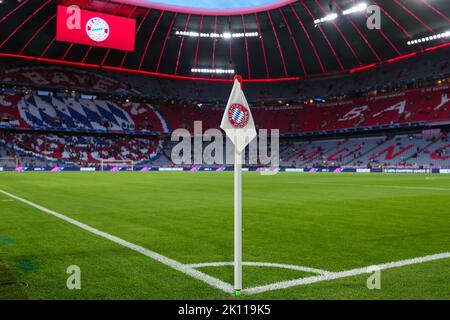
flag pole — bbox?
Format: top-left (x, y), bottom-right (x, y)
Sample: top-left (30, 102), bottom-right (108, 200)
top-left (234, 75), bottom-right (244, 296)
top-left (220, 74), bottom-right (251, 297)
top-left (234, 147), bottom-right (242, 296)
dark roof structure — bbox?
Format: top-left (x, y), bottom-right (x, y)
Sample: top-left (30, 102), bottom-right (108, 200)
top-left (0, 0), bottom-right (449, 82)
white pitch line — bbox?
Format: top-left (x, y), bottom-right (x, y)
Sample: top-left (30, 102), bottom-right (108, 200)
top-left (243, 252), bottom-right (450, 295)
top-left (0, 199), bottom-right (14, 202)
top-left (186, 261), bottom-right (331, 275)
top-left (2, 188), bottom-right (449, 296)
top-left (0, 189), bottom-right (234, 294)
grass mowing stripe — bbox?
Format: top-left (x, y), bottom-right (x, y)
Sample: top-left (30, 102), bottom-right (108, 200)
top-left (0, 189), bottom-right (234, 295)
top-left (287, 181), bottom-right (450, 191)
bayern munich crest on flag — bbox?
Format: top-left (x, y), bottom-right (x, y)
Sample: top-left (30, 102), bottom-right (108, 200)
top-left (228, 103), bottom-right (250, 128)
top-left (220, 77), bottom-right (256, 152)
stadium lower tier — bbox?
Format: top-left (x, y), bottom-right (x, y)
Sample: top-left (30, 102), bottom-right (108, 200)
top-left (0, 132), bottom-right (163, 168)
top-left (1, 85), bottom-right (449, 136)
top-left (280, 132), bottom-right (450, 168)
top-left (1, 131), bottom-right (449, 169)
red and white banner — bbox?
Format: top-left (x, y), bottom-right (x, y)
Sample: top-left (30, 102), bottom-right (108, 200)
top-left (56, 5), bottom-right (135, 51)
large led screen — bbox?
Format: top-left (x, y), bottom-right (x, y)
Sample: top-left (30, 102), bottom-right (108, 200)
top-left (56, 6), bottom-right (136, 51)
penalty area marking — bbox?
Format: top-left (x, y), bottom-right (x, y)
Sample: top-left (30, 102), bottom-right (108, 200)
top-left (0, 188), bottom-right (449, 296)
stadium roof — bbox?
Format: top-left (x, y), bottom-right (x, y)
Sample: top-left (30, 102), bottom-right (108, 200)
top-left (111, 0), bottom-right (297, 15)
top-left (0, 0), bottom-right (449, 82)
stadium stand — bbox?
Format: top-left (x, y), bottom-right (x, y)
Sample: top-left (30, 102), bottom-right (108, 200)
top-left (0, 47), bottom-right (449, 170)
top-left (1, 131), bottom-right (449, 169)
top-left (280, 133), bottom-right (450, 169)
top-left (0, 131), bottom-right (163, 168)
top-left (1, 85), bottom-right (449, 134)
top-left (0, 92), bottom-right (169, 133)
top-left (1, 46), bottom-right (449, 103)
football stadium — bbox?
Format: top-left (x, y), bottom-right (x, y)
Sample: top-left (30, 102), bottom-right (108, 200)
top-left (0, 0), bottom-right (449, 305)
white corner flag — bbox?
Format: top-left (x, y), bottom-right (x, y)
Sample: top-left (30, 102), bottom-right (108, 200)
top-left (220, 77), bottom-right (257, 153)
top-left (220, 76), bottom-right (257, 296)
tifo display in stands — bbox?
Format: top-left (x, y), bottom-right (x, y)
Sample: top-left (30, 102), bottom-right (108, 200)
top-left (1, 66), bottom-right (449, 135)
top-left (0, 86), bottom-right (449, 134)
top-left (0, 57), bottom-right (449, 170)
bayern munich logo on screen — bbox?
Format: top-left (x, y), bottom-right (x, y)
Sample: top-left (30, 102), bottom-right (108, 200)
top-left (86, 17), bottom-right (109, 42)
top-left (228, 103), bottom-right (250, 128)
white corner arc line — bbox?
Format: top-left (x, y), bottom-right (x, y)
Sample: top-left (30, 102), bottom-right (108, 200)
top-left (0, 189), bottom-right (234, 294)
top-left (243, 252), bottom-right (450, 295)
top-left (186, 262), bottom-right (331, 275)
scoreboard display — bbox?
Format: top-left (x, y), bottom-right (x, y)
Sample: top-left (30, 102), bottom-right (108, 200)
top-left (56, 6), bottom-right (136, 51)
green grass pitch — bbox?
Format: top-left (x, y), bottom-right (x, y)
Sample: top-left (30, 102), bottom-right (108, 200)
top-left (0, 172), bottom-right (449, 300)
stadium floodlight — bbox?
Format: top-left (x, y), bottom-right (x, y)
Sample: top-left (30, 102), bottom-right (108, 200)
top-left (191, 68), bottom-right (235, 74)
top-left (342, 3), bottom-right (368, 15)
top-left (407, 31), bottom-right (450, 45)
top-left (314, 3), bottom-right (367, 25)
top-left (175, 30), bottom-right (258, 39)
top-left (314, 13), bottom-right (338, 25)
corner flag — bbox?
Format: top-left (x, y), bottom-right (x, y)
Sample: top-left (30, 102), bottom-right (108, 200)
top-left (220, 77), bottom-right (257, 152)
top-left (221, 76), bottom-right (256, 296)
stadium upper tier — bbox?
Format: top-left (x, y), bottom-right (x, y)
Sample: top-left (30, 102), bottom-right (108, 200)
top-left (1, 46), bottom-right (449, 102)
top-left (1, 84), bottom-right (449, 136)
